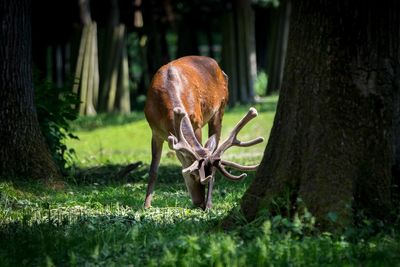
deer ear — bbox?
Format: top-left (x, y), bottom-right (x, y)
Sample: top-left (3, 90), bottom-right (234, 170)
top-left (204, 134), bottom-right (217, 152)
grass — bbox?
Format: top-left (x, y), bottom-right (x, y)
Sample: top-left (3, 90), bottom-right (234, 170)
top-left (1, 95), bottom-right (400, 266)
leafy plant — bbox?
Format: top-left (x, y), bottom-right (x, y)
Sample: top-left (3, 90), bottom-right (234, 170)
top-left (34, 75), bottom-right (79, 171)
top-left (254, 71), bottom-right (268, 96)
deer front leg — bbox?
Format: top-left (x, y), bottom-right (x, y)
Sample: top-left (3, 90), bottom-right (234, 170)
top-left (205, 111), bottom-right (223, 209)
top-left (144, 135), bottom-right (163, 208)
top-left (205, 177), bottom-right (214, 209)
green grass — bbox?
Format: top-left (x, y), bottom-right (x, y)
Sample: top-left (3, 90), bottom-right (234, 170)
top-left (1, 95), bottom-right (400, 266)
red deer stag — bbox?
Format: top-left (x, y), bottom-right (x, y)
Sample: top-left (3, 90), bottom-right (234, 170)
top-left (144, 56), bottom-right (263, 209)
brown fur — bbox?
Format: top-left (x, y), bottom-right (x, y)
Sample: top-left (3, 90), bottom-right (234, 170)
top-left (144, 56), bottom-right (228, 208)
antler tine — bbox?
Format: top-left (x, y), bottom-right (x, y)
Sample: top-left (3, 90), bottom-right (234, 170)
top-left (220, 159), bottom-right (259, 171)
top-left (168, 108), bottom-right (201, 160)
top-left (213, 107), bottom-right (264, 158)
top-left (172, 107), bottom-right (186, 140)
top-left (182, 160), bottom-right (199, 174)
top-left (216, 161), bottom-right (247, 180)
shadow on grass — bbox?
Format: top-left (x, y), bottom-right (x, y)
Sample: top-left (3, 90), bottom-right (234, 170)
top-left (69, 163), bottom-right (183, 186)
top-left (0, 208), bottom-right (220, 267)
top-left (1, 162), bottom-right (254, 197)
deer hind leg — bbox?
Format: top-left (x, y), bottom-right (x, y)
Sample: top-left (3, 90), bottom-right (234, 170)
top-left (144, 135), bottom-right (163, 208)
top-left (205, 110), bottom-right (224, 209)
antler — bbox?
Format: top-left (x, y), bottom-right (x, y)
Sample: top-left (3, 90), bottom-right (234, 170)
top-left (211, 107), bottom-right (264, 180)
top-left (167, 108), bottom-right (201, 160)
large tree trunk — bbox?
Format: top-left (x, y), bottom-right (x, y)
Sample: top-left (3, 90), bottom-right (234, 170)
top-left (240, 0), bottom-right (400, 229)
top-left (0, 0), bottom-right (61, 181)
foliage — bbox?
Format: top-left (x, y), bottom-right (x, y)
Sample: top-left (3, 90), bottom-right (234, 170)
top-left (34, 76), bottom-right (79, 171)
top-left (252, 0), bottom-right (280, 8)
top-left (1, 97), bottom-right (400, 266)
top-left (254, 71), bottom-right (268, 96)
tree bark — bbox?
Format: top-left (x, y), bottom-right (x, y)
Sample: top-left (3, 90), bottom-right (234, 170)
top-left (0, 0), bottom-right (61, 181)
top-left (240, 0), bottom-right (400, 229)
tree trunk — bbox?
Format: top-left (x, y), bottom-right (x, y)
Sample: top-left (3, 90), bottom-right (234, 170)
top-left (74, 22), bottom-right (99, 115)
top-left (222, 0), bottom-right (257, 105)
top-left (0, 0), bottom-right (61, 181)
top-left (221, 7), bottom-right (239, 106)
top-left (97, 0), bottom-right (131, 114)
top-left (142, 0), bottom-right (170, 76)
top-left (240, 0), bottom-right (400, 230)
top-left (177, 12), bottom-right (199, 58)
top-left (115, 35), bottom-right (131, 114)
top-left (234, 0), bottom-right (256, 104)
top-left (265, 0), bottom-right (291, 95)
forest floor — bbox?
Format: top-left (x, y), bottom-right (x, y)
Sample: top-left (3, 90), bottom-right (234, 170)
top-left (1, 95), bottom-right (400, 266)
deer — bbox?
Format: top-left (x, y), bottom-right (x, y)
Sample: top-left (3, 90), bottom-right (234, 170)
top-left (144, 56), bottom-right (264, 210)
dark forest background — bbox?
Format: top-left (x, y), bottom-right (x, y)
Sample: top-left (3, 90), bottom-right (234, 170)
top-left (31, 0), bottom-right (289, 115)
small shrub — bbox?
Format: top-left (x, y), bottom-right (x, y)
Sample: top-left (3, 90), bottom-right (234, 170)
top-left (34, 75), bottom-right (79, 171)
top-left (255, 71), bottom-right (268, 96)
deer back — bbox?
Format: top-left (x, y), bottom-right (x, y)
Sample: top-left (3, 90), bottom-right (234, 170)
top-left (144, 56), bottom-right (228, 141)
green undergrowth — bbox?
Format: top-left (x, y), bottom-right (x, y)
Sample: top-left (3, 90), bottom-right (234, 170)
top-left (1, 95), bottom-right (400, 266)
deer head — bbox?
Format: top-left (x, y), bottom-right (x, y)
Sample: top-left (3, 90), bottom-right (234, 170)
top-left (168, 107), bottom-right (264, 209)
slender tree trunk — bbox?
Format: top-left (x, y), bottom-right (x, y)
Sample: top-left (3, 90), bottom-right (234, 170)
top-left (177, 12), bottom-right (199, 58)
top-left (74, 0), bottom-right (100, 115)
top-left (254, 6), bottom-right (269, 73)
top-left (222, 0), bottom-right (257, 105)
top-left (105, 24), bottom-right (125, 112)
top-left (266, 0), bottom-right (291, 95)
top-left (116, 35), bottom-right (131, 114)
top-left (74, 22), bottom-right (99, 115)
top-left (141, 0), bottom-right (170, 78)
top-left (83, 23), bottom-right (97, 115)
top-left (240, 0), bottom-right (400, 230)
top-left (221, 8), bottom-right (239, 106)
top-left (97, 0), bottom-right (131, 113)
top-left (234, 0), bottom-right (256, 103)
top-left (0, 0), bottom-right (61, 181)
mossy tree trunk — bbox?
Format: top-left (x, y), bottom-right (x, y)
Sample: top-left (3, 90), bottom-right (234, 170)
top-left (240, 0), bottom-right (400, 229)
top-left (0, 0), bottom-right (61, 181)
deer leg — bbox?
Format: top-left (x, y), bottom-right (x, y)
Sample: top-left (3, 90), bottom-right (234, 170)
top-left (205, 111), bottom-right (224, 209)
top-left (205, 177), bottom-right (214, 209)
top-left (193, 127), bottom-right (206, 209)
top-left (144, 135), bottom-right (163, 208)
